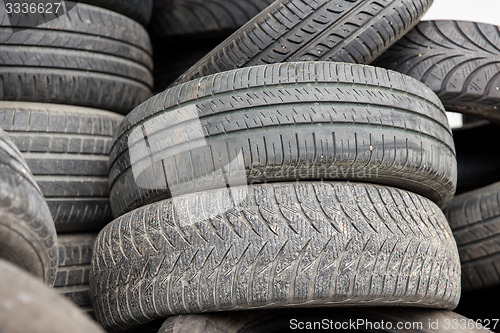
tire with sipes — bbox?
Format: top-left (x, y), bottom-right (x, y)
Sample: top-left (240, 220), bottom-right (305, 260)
top-left (375, 20), bottom-right (500, 122)
top-left (110, 62), bottom-right (456, 217)
top-left (171, 0), bottom-right (434, 86)
top-left (91, 181), bottom-right (461, 330)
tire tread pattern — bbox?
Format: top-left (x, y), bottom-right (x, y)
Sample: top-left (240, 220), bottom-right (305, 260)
top-left (444, 182), bottom-right (500, 291)
top-left (110, 62), bottom-right (456, 217)
top-left (375, 21), bottom-right (500, 121)
top-left (91, 182), bottom-right (461, 330)
top-left (172, 0), bottom-right (432, 85)
top-left (0, 102), bottom-right (124, 231)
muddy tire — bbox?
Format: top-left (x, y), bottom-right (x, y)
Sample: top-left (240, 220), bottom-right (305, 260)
top-left (91, 182), bottom-right (461, 330)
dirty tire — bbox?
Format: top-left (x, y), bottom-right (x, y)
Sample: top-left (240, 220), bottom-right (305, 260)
top-left (150, 0), bottom-right (275, 39)
top-left (159, 308), bottom-right (489, 333)
top-left (110, 62), bottom-right (456, 217)
top-left (453, 123), bottom-right (500, 194)
top-left (55, 234), bottom-right (97, 310)
top-left (0, 128), bottom-right (58, 285)
top-left (375, 21), bottom-right (500, 122)
top-left (0, 2), bottom-right (153, 114)
top-left (81, 0), bottom-right (153, 25)
top-left (0, 259), bottom-right (104, 333)
top-left (0, 102), bottom-right (124, 232)
top-left (171, 0), bottom-right (433, 85)
top-left (444, 182), bottom-right (500, 291)
top-left (91, 182), bottom-right (461, 330)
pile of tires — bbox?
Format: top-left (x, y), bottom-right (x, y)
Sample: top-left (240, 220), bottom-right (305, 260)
top-left (374, 0), bottom-right (500, 327)
top-left (0, 0), bottom-right (154, 318)
top-left (0, 129), bottom-right (103, 332)
top-left (1, 0), bottom-right (499, 332)
top-left (87, 0), bottom-right (491, 332)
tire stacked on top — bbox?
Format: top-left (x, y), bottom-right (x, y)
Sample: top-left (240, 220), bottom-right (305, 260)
top-left (90, 61), bottom-right (464, 331)
top-left (149, 0), bottom-right (434, 91)
top-left (87, 0), bottom-right (471, 330)
top-left (0, 0), bottom-right (153, 313)
top-left (374, 0), bottom-right (500, 326)
top-left (82, 0), bottom-right (500, 331)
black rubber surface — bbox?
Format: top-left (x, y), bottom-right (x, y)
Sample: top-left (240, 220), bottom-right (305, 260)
top-left (150, 0), bottom-right (274, 39)
top-left (444, 182), bottom-right (500, 291)
top-left (0, 128), bottom-right (58, 285)
top-left (375, 20), bottom-right (500, 122)
top-left (0, 102), bottom-right (124, 232)
top-left (171, 0), bottom-right (434, 86)
top-left (0, 259), bottom-right (105, 333)
top-left (91, 181), bottom-right (461, 330)
top-left (110, 62), bottom-right (456, 217)
top-left (0, 2), bottom-right (153, 114)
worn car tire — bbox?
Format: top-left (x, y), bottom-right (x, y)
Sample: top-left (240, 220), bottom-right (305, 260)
top-left (110, 62), bottom-right (456, 217)
top-left (0, 128), bottom-right (58, 285)
top-left (150, 0), bottom-right (274, 39)
top-left (444, 182), bottom-right (500, 291)
top-left (91, 181), bottom-right (461, 330)
top-left (0, 259), bottom-right (104, 333)
top-left (375, 20), bottom-right (500, 122)
top-left (171, 0), bottom-right (433, 85)
top-left (159, 309), bottom-right (491, 333)
top-left (55, 234), bottom-right (97, 313)
top-left (0, 2), bottom-right (153, 114)
top-left (0, 102), bottom-right (124, 232)
top-left (81, 0), bottom-right (153, 25)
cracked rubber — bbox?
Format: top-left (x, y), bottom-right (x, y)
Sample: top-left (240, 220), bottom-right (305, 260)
top-left (55, 234), bottom-right (97, 310)
top-left (159, 308), bottom-right (489, 333)
top-left (375, 20), bottom-right (500, 122)
top-left (110, 62), bottom-right (456, 217)
top-left (90, 181), bottom-right (461, 330)
top-left (444, 182), bottom-right (500, 292)
top-left (150, 0), bottom-right (274, 39)
top-left (0, 102), bottom-right (124, 232)
top-left (0, 2), bottom-right (153, 114)
top-left (171, 0), bottom-right (433, 86)
top-left (0, 128), bottom-right (58, 285)
top-left (81, 0), bottom-right (153, 25)
top-left (0, 259), bottom-right (105, 333)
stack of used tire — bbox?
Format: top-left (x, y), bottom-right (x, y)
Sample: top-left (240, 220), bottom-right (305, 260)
top-left (87, 0), bottom-right (494, 332)
top-left (0, 129), bottom-right (104, 332)
top-left (0, 0), bottom-right (153, 316)
top-left (374, 0), bottom-right (500, 330)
